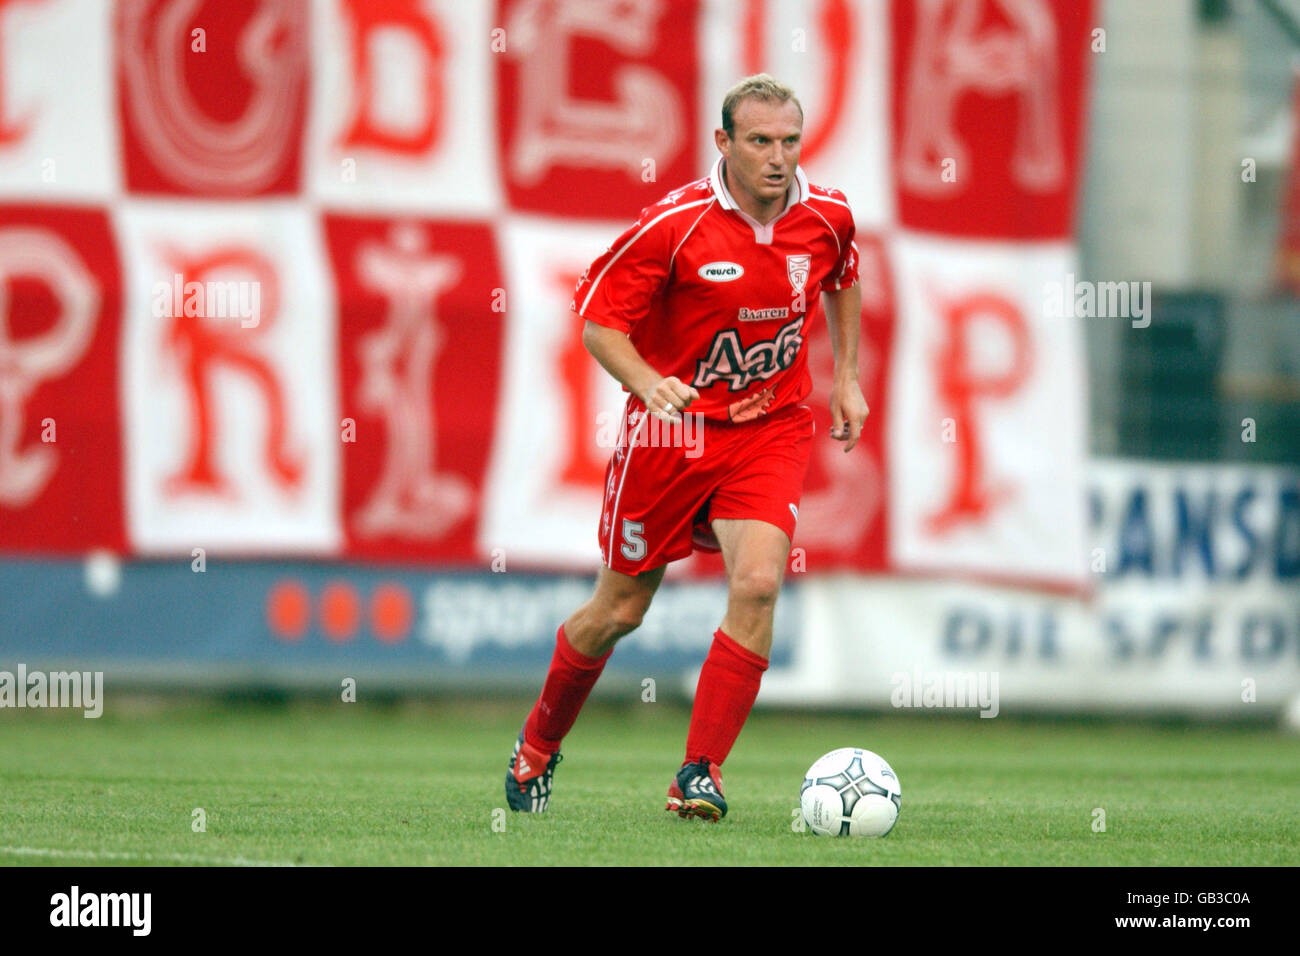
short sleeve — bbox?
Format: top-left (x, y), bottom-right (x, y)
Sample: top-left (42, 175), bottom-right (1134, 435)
top-left (824, 230), bottom-right (859, 292)
top-left (571, 211), bottom-right (672, 334)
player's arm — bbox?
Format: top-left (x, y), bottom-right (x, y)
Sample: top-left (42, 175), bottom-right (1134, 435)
top-left (582, 321), bottom-right (699, 425)
top-left (822, 283), bottom-right (869, 452)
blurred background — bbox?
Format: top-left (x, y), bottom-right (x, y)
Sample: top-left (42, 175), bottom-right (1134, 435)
top-left (1084, 0), bottom-right (1300, 464)
top-left (0, 0), bottom-right (1296, 722)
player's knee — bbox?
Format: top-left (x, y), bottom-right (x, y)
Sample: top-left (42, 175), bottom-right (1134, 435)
top-left (607, 606), bottom-right (648, 637)
top-left (729, 565), bottom-right (782, 607)
top-left (606, 594), bottom-right (651, 637)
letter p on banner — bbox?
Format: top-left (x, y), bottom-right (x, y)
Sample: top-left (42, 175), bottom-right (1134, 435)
top-left (888, 236), bottom-right (1088, 589)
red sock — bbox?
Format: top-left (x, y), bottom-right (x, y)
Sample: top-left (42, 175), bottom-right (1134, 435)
top-left (524, 624), bottom-right (611, 753)
top-left (684, 628), bottom-right (769, 766)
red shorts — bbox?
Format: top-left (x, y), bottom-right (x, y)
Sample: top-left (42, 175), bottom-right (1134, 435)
top-left (598, 396), bottom-right (814, 574)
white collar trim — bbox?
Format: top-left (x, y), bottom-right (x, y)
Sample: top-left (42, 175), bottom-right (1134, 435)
top-left (710, 156), bottom-right (808, 213)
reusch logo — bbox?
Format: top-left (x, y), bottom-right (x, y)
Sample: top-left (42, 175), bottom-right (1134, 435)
top-left (698, 261), bottom-right (744, 282)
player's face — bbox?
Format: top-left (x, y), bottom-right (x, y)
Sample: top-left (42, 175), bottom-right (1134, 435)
top-left (717, 98), bottom-right (803, 211)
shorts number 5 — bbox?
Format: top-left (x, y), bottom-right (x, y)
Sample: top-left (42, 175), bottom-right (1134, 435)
top-left (620, 519), bottom-right (646, 561)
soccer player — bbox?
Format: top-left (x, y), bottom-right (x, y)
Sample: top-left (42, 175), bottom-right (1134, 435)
top-left (506, 74), bottom-right (867, 820)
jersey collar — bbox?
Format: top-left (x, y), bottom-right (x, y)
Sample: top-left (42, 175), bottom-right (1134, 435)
top-left (710, 156), bottom-right (808, 216)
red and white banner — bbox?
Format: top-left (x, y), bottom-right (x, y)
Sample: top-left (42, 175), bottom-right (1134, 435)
top-left (0, 205), bottom-right (123, 552)
top-left (888, 234), bottom-right (1087, 587)
top-left (117, 204), bottom-right (340, 554)
top-left (0, 0), bottom-right (1094, 592)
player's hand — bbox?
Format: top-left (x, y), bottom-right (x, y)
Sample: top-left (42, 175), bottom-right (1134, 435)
top-left (829, 379), bottom-right (869, 452)
top-left (642, 377), bottom-right (699, 424)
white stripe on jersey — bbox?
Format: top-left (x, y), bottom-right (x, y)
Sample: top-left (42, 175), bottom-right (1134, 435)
top-left (803, 200), bottom-right (841, 256)
top-left (578, 197), bottom-right (715, 317)
top-left (670, 200), bottom-right (717, 270)
top-left (808, 192), bottom-right (852, 212)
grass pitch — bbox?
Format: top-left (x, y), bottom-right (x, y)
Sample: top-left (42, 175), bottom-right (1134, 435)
top-left (0, 697), bottom-right (1297, 866)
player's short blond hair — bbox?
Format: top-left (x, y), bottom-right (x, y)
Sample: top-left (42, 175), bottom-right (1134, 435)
top-left (721, 74), bottom-right (803, 139)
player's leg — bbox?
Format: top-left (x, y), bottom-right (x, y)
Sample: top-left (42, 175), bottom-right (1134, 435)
top-left (670, 518), bottom-right (790, 820)
top-left (562, 562), bottom-right (667, 658)
top-left (526, 563), bottom-right (666, 754)
top-left (511, 394), bottom-right (715, 812)
top-left (711, 516), bottom-right (791, 657)
top-left (506, 563), bottom-right (666, 812)
top-left (668, 402), bottom-right (812, 820)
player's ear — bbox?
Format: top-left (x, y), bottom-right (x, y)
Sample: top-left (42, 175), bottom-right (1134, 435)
top-left (714, 127), bottom-right (730, 155)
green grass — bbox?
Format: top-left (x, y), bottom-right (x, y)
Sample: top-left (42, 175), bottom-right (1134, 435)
top-left (1, 698), bottom-right (1297, 866)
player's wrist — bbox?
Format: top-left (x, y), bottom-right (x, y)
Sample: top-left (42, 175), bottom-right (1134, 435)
top-left (633, 375), bottom-right (664, 408)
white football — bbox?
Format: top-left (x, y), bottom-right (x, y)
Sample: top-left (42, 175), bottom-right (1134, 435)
top-left (800, 747), bottom-right (901, 837)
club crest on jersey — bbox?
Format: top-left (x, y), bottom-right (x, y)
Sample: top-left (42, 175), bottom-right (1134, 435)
top-left (786, 254), bottom-right (811, 294)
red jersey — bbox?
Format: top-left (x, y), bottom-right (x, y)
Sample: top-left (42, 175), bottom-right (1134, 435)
top-left (572, 157), bottom-right (860, 422)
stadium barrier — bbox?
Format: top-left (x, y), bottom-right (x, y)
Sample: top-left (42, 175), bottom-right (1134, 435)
top-left (4, 459), bottom-right (1295, 717)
